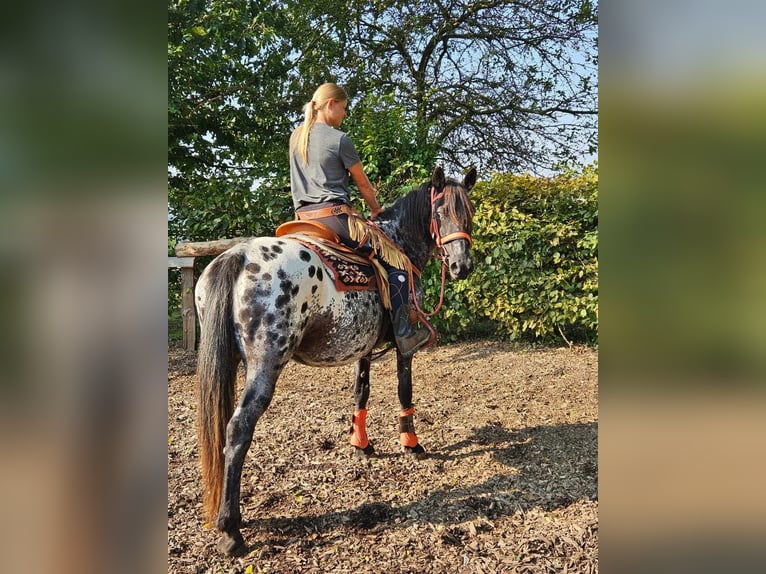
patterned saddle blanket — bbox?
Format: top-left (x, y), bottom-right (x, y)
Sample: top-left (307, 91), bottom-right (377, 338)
top-left (275, 221), bottom-right (393, 308)
top-left (295, 235), bottom-right (378, 292)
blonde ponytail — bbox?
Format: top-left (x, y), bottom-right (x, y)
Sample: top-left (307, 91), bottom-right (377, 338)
top-left (290, 83), bottom-right (349, 165)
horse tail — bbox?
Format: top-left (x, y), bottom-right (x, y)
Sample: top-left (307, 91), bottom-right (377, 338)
top-left (196, 251), bottom-right (244, 523)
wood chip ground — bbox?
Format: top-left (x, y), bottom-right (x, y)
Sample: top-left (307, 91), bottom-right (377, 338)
top-left (168, 341), bottom-right (598, 573)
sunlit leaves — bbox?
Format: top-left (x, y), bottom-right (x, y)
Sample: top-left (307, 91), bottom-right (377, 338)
top-left (427, 164), bottom-right (598, 344)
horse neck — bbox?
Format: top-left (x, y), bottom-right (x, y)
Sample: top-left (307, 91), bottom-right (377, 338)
top-left (377, 185), bottom-right (435, 271)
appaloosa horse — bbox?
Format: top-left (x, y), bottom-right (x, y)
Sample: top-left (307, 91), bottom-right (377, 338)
top-left (195, 166), bottom-right (476, 555)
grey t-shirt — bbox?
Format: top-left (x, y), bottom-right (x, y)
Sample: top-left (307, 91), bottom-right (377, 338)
top-left (289, 122), bottom-right (361, 209)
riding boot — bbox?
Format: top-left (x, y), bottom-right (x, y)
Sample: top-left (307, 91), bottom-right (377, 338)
top-left (393, 305), bottom-right (430, 357)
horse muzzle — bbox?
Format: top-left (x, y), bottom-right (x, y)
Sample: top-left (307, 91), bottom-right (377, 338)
top-left (449, 257), bottom-right (473, 280)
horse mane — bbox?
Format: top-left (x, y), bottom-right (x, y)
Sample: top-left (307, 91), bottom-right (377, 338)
top-left (384, 177), bottom-right (475, 234)
top-left (384, 180), bottom-right (432, 232)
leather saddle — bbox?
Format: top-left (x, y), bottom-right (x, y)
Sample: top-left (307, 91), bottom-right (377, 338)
top-left (275, 221), bottom-right (390, 304)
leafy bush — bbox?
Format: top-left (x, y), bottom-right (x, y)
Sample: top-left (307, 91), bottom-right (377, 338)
top-left (167, 165), bottom-right (598, 346)
top-left (425, 165), bottom-right (598, 344)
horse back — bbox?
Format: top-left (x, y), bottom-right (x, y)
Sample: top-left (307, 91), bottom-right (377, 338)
top-left (210, 237), bottom-right (386, 367)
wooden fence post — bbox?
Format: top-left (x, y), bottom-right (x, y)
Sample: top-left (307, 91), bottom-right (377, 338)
top-left (168, 256), bottom-right (196, 351)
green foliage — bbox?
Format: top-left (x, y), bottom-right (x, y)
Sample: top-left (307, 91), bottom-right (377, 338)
top-left (425, 165), bottom-right (598, 344)
top-left (344, 92), bottom-right (437, 206)
top-left (168, 0), bottom-right (338, 242)
top-left (167, 0), bottom-right (597, 246)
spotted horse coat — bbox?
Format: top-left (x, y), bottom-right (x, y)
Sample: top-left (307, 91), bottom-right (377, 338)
top-left (194, 166), bottom-right (477, 556)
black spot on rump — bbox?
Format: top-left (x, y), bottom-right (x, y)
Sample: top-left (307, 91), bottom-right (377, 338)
top-left (311, 285), bottom-right (318, 294)
top-left (301, 302), bottom-right (308, 314)
top-left (239, 302), bottom-right (265, 340)
top-left (272, 244), bottom-right (283, 254)
top-left (308, 266), bottom-right (316, 278)
top-left (263, 272), bottom-right (272, 281)
top-left (276, 294), bottom-right (290, 308)
top-left (255, 285), bottom-right (271, 297)
top-left (299, 250), bottom-right (311, 262)
top-left (276, 278), bottom-right (294, 309)
top-left (245, 263), bottom-right (261, 274)
top-left (316, 268), bottom-right (324, 281)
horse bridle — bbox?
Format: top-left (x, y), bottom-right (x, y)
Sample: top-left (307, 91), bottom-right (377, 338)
top-left (403, 184), bottom-right (473, 326)
top-left (429, 184), bottom-right (473, 250)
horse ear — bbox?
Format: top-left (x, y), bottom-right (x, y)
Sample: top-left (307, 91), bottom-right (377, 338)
top-left (431, 166), bottom-right (445, 189)
top-left (463, 167), bottom-right (477, 191)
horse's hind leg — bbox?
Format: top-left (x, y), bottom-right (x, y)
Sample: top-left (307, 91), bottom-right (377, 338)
top-left (215, 365), bottom-right (278, 556)
top-left (396, 351), bottom-right (427, 459)
top-left (349, 354), bottom-right (375, 456)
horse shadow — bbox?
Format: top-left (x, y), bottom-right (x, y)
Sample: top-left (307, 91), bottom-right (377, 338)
top-left (241, 420), bottom-right (597, 551)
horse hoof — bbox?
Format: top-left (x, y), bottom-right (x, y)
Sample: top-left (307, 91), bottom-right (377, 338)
top-left (353, 443), bottom-right (375, 458)
top-left (404, 444), bottom-right (427, 460)
top-left (217, 531), bottom-right (247, 556)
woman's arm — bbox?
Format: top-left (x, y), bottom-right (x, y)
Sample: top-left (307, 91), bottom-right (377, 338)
top-left (348, 161), bottom-right (383, 218)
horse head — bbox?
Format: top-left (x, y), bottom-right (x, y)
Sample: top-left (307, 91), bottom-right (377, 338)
top-left (429, 166), bottom-right (477, 280)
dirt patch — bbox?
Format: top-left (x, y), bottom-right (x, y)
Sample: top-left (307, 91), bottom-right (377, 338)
top-left (168, 341), bottom-right (598, 573)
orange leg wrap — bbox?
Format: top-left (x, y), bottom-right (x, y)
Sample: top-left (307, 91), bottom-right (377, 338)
top-left (399, 407), bottom-right (418, 448)
top-left (349, 409), bottom-right (369, 449)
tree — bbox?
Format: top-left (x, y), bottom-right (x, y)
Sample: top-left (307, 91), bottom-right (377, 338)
top-left (168, 0), bottom-right (597, 242)
top-left (337, 0), bottom-right (598, 174)
top-left (168, 0), bottom-right (344, 241)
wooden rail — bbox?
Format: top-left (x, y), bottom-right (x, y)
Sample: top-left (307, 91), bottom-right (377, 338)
top-left (174, 237), bottom-right (252, 257)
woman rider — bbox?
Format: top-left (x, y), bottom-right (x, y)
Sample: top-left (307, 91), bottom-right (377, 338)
top-left (288, 82), bottom-right (429, 357)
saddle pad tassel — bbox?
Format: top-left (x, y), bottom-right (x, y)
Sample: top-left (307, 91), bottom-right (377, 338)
top-left (398, 407), bottom-right (418, 448)
top-left (347, 215), bottom-right (412, 271)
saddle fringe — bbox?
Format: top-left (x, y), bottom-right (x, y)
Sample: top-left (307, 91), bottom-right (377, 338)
top-left (347, 215), bottom-right (413, 272)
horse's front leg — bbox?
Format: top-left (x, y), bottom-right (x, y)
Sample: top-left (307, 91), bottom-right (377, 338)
top-left (349, 354), bottom-right (375, 456)
top-left (396, 351), bottom-right (427, 459)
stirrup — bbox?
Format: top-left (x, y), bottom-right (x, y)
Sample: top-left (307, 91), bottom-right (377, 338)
top-left (395, 327), bottom-right (430, 357)
top-left (393, 306), bottom-right (430, 357)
